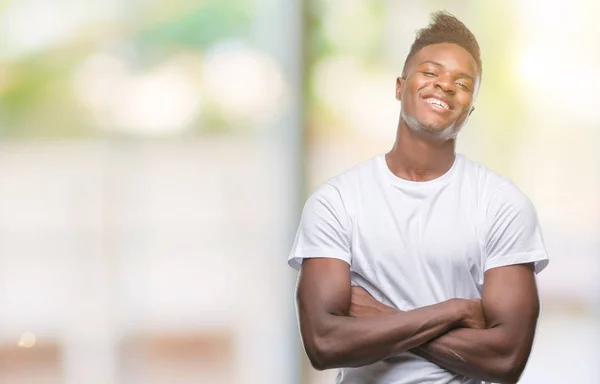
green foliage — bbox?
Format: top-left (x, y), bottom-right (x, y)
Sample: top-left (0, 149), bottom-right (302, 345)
top-left (136, 0), bottom-right (252, 50)
top-left (0, 0), bottom-right (253, 139)
top-left (0, 47), bottom-right (94, 138)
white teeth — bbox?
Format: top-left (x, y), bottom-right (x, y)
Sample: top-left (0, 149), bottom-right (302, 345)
top-left (425, 98), bottom-right (449, 110)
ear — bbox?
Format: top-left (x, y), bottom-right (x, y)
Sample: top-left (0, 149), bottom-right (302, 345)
top-left (395, 77), bottom-right (405, 101)
top-left (468, 105), bottom-right (476, 117)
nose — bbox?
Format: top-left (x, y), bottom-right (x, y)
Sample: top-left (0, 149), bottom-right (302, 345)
top-left (434, 74), bottom-right (455, 94)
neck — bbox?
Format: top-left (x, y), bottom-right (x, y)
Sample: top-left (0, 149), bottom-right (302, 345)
top-left (386, 116), bottom-right (457, 182)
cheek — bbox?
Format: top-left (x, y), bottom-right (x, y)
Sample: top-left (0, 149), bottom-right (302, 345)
top-left (400, 90), bottom-right (417, 110)
top-left (457, 96), bottom-right (473, 113)
top-left (406, 77), bottom-right (428, 94)
top-left (405, 86), bottom-right (425, 107)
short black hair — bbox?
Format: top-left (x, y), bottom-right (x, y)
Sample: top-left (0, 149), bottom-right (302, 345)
top-left (402, 11), bottom-right (481, 76)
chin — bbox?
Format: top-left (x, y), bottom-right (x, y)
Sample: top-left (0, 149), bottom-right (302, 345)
top-left (402, 111), bottom-right (461, 140)
top-left (430, 125), bottom-right (460, 139)
top-left (415, 121), bottom-right (459, 141)
top-left (416, 115), bottom-right (455, 134)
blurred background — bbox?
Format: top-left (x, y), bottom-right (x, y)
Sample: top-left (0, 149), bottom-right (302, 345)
top-left (0, 0), bottom-right (598, 383)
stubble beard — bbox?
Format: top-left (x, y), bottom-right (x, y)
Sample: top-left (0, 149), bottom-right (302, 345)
top-left (400, 108), bottom-right (460, 141)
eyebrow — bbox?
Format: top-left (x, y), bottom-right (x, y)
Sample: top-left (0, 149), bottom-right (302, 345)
top-left (419, 60), bottom-right (476, 82)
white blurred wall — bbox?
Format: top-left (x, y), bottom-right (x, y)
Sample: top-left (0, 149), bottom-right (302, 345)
top-left (0, 139), bottom-right (297, 384)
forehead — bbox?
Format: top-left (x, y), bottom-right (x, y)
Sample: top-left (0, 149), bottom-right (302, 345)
top-left (408, 43), bottom-right (479, 78)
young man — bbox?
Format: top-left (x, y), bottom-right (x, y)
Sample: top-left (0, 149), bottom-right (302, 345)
top-left (287, 11), bottom-right (549, 384)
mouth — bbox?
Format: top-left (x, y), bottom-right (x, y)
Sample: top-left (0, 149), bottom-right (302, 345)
top-left (422, 96), bottom-right (452, 111)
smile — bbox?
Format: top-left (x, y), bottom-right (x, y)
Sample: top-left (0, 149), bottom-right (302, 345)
top-left (424, 97), bottom-right (450, 111)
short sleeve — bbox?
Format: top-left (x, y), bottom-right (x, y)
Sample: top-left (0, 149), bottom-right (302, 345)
top-left (483, 182), bottom-right (549, 274)
top-left (287, 183), bottom-right (352, 271)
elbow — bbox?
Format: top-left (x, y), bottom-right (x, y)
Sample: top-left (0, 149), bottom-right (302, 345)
top-left (299, 312), bottom-right (344, 371)
top-left (307, 352), bottom-right (329, 371)
top-left (494, 351), bottom-right (529, 384)
top-left (304, 335), bottom-right (335, 371)
top-left (495, 364), bottom-right (523, 384)
top-left (303, 332), bottom-right (340, 371)
top-left (494, 368), bottom-right (520, 384)
top-left (490, 324), bottom-right (536, 383)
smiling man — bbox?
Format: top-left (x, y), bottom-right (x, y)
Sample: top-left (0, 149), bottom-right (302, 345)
top-left (287, 11), bottom-right (549, 384)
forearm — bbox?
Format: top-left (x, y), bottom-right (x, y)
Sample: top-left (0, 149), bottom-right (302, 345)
top-left (415, 265), bottom-right (539, 383)
top-left (367, 301), bottom-right (529, 382)
top-left (414, 327), bottom-right (528, 383)
top-left (302, 300), bottom-right (462, 370)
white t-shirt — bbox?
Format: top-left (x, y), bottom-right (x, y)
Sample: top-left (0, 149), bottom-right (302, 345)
top-left (288, 153), bottom-right (549, 384)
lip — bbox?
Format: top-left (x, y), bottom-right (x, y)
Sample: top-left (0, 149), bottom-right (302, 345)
top-left (421, 94), bottom-right (454, 111)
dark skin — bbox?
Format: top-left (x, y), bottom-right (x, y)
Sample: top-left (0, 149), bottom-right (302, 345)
top-left (389, 43), bottom-right (478, 182)
top-left (350, 263), bottom-right (540, 383)
top-left (296, 258), bottom-right (485, 370)
top-left (296, 43), bottom-right (541, 383)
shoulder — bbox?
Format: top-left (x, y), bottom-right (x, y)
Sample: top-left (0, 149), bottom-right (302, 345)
top-left (458, 154), bottom-right (530, 207)
top-left (458, 156), bottom-right (538, 225)
top-left (309, 155), bottom-right (381, 202)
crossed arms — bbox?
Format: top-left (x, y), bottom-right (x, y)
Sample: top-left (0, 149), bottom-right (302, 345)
top-left (296, 258), bottom-right (540, 384)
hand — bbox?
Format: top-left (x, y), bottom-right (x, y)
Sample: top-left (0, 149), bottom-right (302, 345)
top-left (350, 286), bottom-right (398, 317)
top-left (456, 299), bottom-right (486, 329)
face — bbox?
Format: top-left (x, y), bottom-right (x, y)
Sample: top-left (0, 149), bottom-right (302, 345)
top-left (396, 43), bottom-right (480, 140)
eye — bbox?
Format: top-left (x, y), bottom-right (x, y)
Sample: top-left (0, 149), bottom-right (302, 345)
top-left (457, 82), bottom-right (471, 91)
top-left (422, 71), bottom-right (437, 77)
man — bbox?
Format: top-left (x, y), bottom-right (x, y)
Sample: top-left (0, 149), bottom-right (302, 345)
top-left (287, 11), bottom-right (549, 384)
